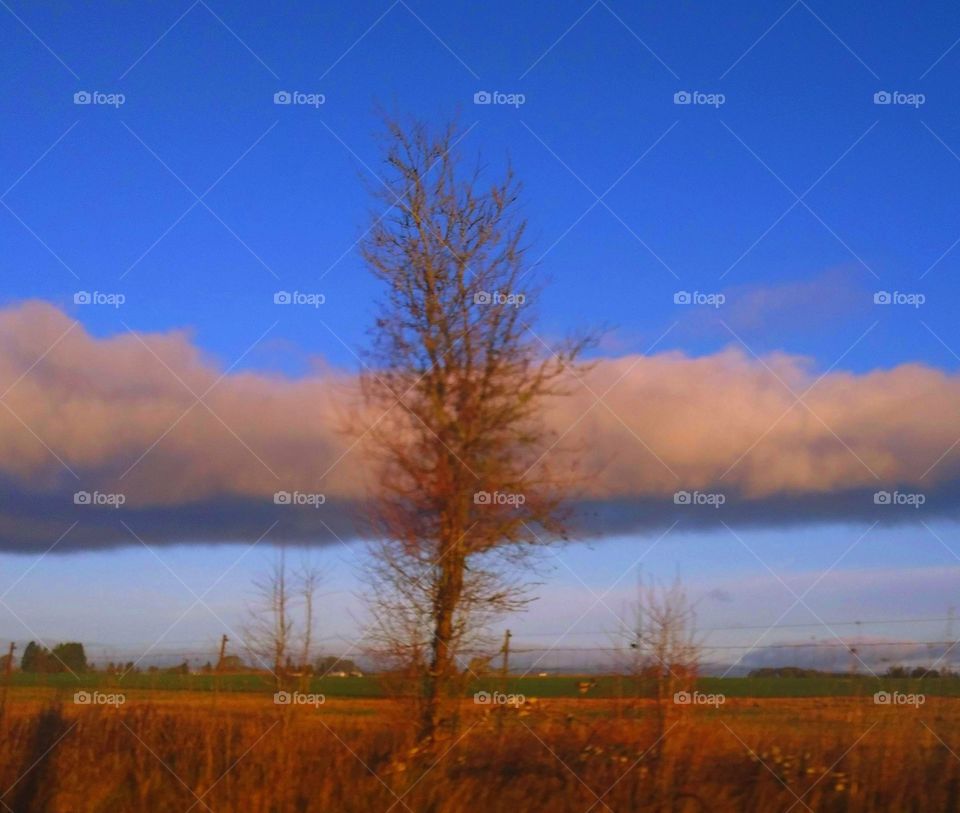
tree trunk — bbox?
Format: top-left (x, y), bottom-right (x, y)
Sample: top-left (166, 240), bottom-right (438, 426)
top-left (419, 534), bottom-right (465, 741)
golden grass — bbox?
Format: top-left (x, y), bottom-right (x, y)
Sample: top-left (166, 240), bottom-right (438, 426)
top-left (1, 690), bottom-right (958, 812)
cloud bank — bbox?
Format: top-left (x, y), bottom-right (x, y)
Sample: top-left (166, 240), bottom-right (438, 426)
top-left (1, 301), bottom-right (958, 551)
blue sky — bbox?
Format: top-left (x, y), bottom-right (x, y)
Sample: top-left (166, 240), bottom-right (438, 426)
top-left (2, 0), bottom-right (960, 667)
top-left (3, 522), bottom-right (958, 672)
top-left (4, 0), bottom-right (960, 369)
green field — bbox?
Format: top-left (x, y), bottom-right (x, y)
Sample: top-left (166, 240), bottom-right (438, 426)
top-left (6, 671), bottom-right (959, 698)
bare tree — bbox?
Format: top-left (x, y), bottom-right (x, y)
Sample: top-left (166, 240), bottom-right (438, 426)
top-left (244, 548), bottom-right (323, 690)
top-left (623, 575), bottom-right (702, 740)
top-left (356, 118), bottom-right (592, 742)
top-left (244, 548), bottom-right (294, 689)
top-left (297, 558), bottom-right (322, 690)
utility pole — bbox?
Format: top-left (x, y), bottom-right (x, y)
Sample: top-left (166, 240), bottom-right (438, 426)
top-left (847, 620), bottom-right (862, 679)
top-left (500, 629), bottom-right (511, 688)
top-left (1, 642), bottom-right (16, 722)
top-left (214, 634), bottom-right (228, 702)
top-left (947, 607), bottom-right (956, 676)
top-left (497, 630), bottom-right (511, 735)
top-left (216, 634), bottom-right (229, 672)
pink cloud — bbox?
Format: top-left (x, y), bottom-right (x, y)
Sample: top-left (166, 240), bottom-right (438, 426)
top-left (0, 300), bottom-right (957, 549)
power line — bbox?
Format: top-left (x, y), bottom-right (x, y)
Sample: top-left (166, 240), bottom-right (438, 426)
top-left (11, 615), bottom-right (958, 659)
top-left (506, 640), bottom-right (960, 654)
top-left (440, 616), bottom-right (960, 639)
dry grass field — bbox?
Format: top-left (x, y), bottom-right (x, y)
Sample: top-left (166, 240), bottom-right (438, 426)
top-left (1, 689), bottom-right (958, 812)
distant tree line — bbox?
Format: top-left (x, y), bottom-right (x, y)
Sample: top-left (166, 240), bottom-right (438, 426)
top-left (198, 655), bottom-right (361, 675)
top-left (20, 641), bottom-right (87, 673)
top-left (748, 667), bottom-right (842, 678)
top-left (748, 666), bottom-right (957, 679)
top-left (8, 643), bottom-right (365, 676)
top-left (883, 665), bottom-right (953, 679)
